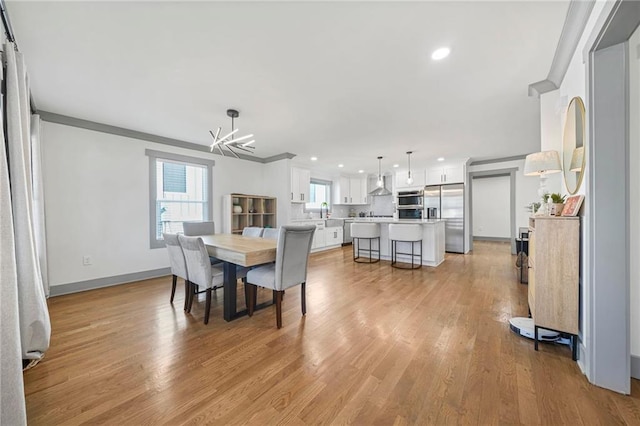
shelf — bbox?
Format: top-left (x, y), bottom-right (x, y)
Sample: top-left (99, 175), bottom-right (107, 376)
top-left (223, 193), bottom-right (278, 234)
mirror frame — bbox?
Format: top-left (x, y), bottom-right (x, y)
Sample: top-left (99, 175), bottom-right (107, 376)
top-left (562, 96), bottom-right (586, 195)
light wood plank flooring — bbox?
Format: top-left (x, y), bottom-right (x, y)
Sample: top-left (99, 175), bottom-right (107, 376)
top-left (24, 241), bottom-right (640, 424)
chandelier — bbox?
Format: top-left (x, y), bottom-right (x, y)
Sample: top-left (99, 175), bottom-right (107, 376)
top-left (209, 109), bottom-right (255, 158)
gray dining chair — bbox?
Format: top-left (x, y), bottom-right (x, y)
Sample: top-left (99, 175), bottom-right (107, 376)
top-left (183, 221), bottom-right (215, 236)
top-left (163, 233), bottom-right (189, 309)
top-left (242, 227), bottom-right (264, 237)
top-left (178, 234), bottom-right (225, 324)
top-left (262, 227), bottom-right (279, 240)
top-left (183, 221), bottom-right (222, 265)
top-left (245, 225), bottom-right (315, 328)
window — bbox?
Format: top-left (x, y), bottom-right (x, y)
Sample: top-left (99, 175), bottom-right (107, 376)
top-left (305, 179), bottom-right (331, 211)
top-left (146, 149), bottom-right (215, 248)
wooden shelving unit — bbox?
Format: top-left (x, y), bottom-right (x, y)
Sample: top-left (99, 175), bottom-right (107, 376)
top-left (222, 194), bottom-right (277, 234)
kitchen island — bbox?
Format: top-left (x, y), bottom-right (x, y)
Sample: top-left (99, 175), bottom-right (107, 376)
top-left (351, 218), bottom-right (445, 267)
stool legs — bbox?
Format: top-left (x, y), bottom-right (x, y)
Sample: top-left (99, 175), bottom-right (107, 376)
top-left (390, 239), bottom-right (422, 269)
top-left (353, 237), bottom-right (380, 263)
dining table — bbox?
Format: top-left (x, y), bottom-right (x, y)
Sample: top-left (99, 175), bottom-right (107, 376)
top-left (200, 234), bottom-right (277, 321)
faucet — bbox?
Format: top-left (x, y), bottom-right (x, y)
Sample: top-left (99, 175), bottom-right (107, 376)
top-left (320, 202), bottom-right (328, 219)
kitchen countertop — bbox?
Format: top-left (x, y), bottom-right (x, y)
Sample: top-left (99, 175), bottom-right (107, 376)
top-left (352, 218), bottom-right (443, 224)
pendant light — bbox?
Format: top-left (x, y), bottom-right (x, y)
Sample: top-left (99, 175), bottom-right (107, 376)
top-left (376, 156), bottom-right (384, 187)
top-left (209, 109), bottom-right (256, 158)
top-left (406, 151), bottom-right (414, 185)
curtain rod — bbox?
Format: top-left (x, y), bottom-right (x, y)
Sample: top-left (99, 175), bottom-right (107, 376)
top-left (0, 0), bottom-right (15, 44)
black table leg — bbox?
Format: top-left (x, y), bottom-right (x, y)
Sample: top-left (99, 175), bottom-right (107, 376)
top-left (223, 262), bottom-right (237, 322)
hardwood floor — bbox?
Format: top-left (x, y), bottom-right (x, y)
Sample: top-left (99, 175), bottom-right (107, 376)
top-left (25, 241), bottom-right (640, 424)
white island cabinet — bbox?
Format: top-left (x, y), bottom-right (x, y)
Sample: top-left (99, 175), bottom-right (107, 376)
top-left (351, 218), bottom-right (445, 267)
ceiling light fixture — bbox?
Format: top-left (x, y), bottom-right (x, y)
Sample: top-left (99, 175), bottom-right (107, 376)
top-left (393, 164), bottom-right (399, 168)
top-left (358, 170), bottom-right (364, 174)
top-left (209, 109), bottom-right (256, 158)
top-left (338, 164), bottom-right (344, 168)
top-left (437, 157), bottom-right (445, 162)
top-left (311, 156), bottom-right (318, 161)
top-left (375, 156), bottom-right (384, 187)
top-left (432, 47), bottom-right (450, 60)
top-left (406, 151), bottom-right (414, 185)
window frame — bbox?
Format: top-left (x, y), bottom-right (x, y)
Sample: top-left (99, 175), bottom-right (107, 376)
top-left (304, 178), bottom-right (332, 213)
top-left (146, 149), bottom-right (215, 249)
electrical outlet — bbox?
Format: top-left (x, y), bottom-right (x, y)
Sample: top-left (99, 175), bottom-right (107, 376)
top-left (82, 255), bottom-right (92, 266)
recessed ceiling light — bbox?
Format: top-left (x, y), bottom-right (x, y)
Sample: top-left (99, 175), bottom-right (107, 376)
top-left (338, 164), bottom-right (344, 168)
top-left (358, 170), bottom-right (364, 173)
top-left (393, 164), bottom-right (399, 168)
top-left (432, 47), bottom-right (450, 60)
top-left (310, 156), bottom-right (318, 161)
top-left (437, 157), bottom-right (445, 162)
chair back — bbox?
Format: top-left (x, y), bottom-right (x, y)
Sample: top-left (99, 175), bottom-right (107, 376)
top-left (242, 227), bottom-right (264, 237)
top-left (183, 221), bottom-right (215, 236)
top-left (163, 233), bottom-right (188, 280)
top-left (275, 225), bottom-right (315, 290)
top-left (178, 235), bottom-right (212, 290)
top-left (262, 227), bottom-right (279, 240)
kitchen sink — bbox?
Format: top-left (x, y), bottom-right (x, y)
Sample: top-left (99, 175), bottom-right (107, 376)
top-left (325, 219), bottom-right (344, 227)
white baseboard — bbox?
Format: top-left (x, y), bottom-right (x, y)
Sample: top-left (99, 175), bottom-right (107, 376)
top-left (49, 267), bottom-right (171, 297)
top-left (632, 355), bottom-right (640, 380)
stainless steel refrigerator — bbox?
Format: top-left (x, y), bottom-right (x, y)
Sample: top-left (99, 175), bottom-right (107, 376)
top-left (424, 183), bottom-right (465, 253)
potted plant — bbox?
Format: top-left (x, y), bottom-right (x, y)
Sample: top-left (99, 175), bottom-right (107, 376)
top-left (544, 193), bottom-right (566, 216)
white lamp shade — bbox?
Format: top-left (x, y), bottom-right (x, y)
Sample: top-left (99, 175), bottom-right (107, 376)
top-left (569, 146), bottom-right (584, 172)
top-left (524, 150), bottom-right (562, 176)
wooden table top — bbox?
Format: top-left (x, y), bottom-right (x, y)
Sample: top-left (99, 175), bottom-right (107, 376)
top-left (200, 234), bottom-right (276, 267)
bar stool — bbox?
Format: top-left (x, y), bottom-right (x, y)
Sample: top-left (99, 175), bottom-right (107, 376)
top-left (351, 222), bottom-right (380, 263)
top-left (388, 224), bottom-right (422, 269)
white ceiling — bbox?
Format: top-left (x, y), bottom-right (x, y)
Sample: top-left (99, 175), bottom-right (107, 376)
top-left (7, 1), bottom-right (568, 175)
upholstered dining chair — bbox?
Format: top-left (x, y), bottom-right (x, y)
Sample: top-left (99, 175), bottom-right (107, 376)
top-left (242, 227), bottom-right (264, 237)
top-left (245, 225), bottom-right (315, 328)
top-left (162, 233), bottom-right (189, 309)
top-left (183, 221), bottom-right (215, 236)
top-left (183, 221), bottom-right (222, 266)
top-left (261, 227), bottom-right (279, 240)
top-left (178, 234), bottom-right (225, 324)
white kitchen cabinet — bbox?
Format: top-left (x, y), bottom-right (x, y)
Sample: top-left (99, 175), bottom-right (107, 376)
top-left (395, 169), bottom-right (426, 189)
top-left (333, 176), bottom-right (368, 205)
top-left (425, 164), bottom-right (465, 185)
top-left (312, 227), bottom-right (326, 250)
top-left (325, 226), bottom-right (343, 247)
top-left (291, 167), bottom-right (310, 203)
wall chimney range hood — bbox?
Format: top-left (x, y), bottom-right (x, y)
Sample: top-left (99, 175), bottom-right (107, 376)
top-left (369, 175), bottom-right (392, 196)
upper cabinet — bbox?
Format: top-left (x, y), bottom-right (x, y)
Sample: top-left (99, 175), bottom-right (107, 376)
top-left (291, 167), bottom-right (310, 203)
top-left (395, 169), bottom-right (426, 190)
top-left (333, 176), bottom-right (368, 205)
top-left (425, 164), bottom-right (465, 185)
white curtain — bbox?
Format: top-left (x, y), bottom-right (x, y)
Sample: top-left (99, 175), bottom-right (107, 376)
top-left (31, 114), bottom-right (49, 297)
top-left (0, 42), bottom-right (52, 425)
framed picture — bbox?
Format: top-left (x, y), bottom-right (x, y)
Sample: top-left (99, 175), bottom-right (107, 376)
top-left (562, 194), bottom-right (584, 216)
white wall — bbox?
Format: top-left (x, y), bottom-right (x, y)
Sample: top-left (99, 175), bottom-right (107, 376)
top-left (42, 122), bottom-right (266, 287)
top-left (629, 24), bottom-right (640, 359)
top-left (472, 176), bottom-right (510, 238)
top-left (263, 158), bottom-right (292, 226)
top-left (468, 159), bottom-right (539, 234)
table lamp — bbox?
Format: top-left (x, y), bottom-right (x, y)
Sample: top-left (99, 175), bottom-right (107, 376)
top-left (524, 150), bottom-right (562, 198)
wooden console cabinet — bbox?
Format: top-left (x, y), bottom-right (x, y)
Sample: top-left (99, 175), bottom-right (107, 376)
top-left (528, 216), bottom-right (580, 360)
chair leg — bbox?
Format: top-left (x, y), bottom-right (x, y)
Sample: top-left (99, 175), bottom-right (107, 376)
top-left (247, 284), bottom-right (256, 316)
top-left (301, 282), bottom-right (306, 315)
top-left (170, 275), bottom-right (177, 303)
top-left (183, 280), bottom-right (190, 311)
top-left (187, 282), bottom-right (195, 313)
top-left (275, 291), bottom-right (283, 329)
top-left (204, 288), bottom-right (212, 324)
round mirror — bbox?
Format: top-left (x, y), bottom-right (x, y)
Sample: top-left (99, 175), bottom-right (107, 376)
top-left (562, 97), bottom-right (586, 194)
